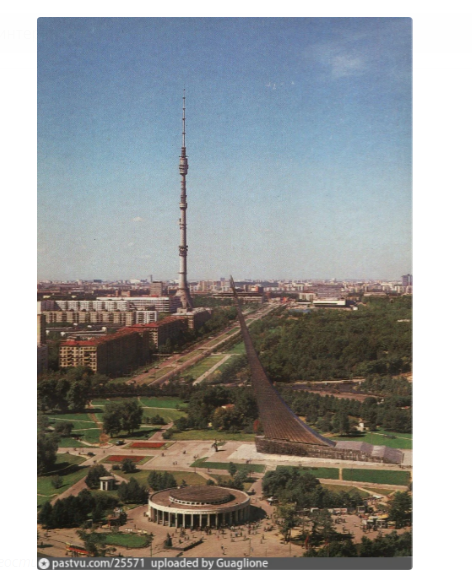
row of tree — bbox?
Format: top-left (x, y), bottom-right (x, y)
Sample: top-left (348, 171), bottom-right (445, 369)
top-left (279, 388), bottom-right (412, 434)
top-left (38, 489), bottom-right (121, 529)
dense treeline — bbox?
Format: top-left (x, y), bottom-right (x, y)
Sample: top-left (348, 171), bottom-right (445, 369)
top-left (37, 366), bottom-right (181, 411)
top-left (172, 385), bottom-right (257, 434)
top-left (279, 387), bottom-right (412, 434)
top-left (304, 530), bottom-right (412, 557)
top-left (247, 297), bottom-right (411, 382)
top-left (263, 467), bottom-right (364, 510)
top-left (38, 489), bottom-right (121, 529)
top-left (358, 375), bottom-right (412, 397)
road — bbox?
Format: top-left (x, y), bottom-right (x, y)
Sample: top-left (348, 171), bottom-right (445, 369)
top-left (126, 303), bottom-right (280, 387)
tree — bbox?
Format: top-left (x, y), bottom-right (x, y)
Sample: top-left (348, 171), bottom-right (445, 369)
top-left (309, 509), bottom-right (337, 547)
top-left (54, 421), bottom-right (74, 437)
top-left (102, 402), bottom-right (123, 437)
top-left (387, 491), bottom-right (412, 528)
top-left (121, 459), bottom-right (137, 474)
top-left (38, 501), bottom-right (54, 528)
top-left (85, 465), bottom-right (108, 489)
top-left (120, 399), bottom-right (143, 435)
top-left (118, 477), bottom-right (148, 504)
top-left (66, 380), bottom-right (88, 411)
top-left (91, 502), bottom-right (104, 524)
top-left (102, 400), bottom-right (143, 437)
top-left (37, 431), bottom-right (59, 475)
top-left (148, 471), bottom-right (177, 491)
top-left (76, 530), bottom-right (107, 556)
top-left (37, 414), bottom-right (50, 432)
top-left (164, 533), bottom-right (172, 548)
top-left (51, 475), bottom-right (64, 489)
top-left (228, 462), bottom-right (237, 477)
top-left (277, 504), bottom-right (300, 542)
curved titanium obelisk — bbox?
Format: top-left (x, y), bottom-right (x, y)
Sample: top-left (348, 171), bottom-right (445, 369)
top-left (229, 276), bottom-right (334, 447)
top-left (176, 92), bottom-right (193, 310)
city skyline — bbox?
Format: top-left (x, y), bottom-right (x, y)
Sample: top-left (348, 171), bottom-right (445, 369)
top-left (38, 17), bottom-right (412, 282)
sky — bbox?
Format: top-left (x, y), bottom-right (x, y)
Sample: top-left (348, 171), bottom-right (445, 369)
top-left (37, 17), bottom-right (412, 282)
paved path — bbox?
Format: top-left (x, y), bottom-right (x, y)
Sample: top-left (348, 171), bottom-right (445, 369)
top-left (193, 354), bottom-right (233, 385)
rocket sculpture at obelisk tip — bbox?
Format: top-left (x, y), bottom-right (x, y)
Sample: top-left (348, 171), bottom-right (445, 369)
top-left (176, 91), bottom-right (193, 310)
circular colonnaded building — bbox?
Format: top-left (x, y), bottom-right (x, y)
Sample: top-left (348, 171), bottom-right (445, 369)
top-left (148, 485), bottom-right (250, 529)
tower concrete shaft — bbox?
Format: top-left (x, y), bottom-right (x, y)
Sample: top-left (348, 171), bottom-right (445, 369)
top-left (176, 92), bottom-right (193, 310)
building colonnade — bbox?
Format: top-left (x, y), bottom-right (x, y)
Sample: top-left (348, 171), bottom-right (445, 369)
top-left (149, 505), bottom-right (250, 528)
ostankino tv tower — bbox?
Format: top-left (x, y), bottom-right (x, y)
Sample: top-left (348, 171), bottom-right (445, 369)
top-left (176, 91), bottom-right (193, 310)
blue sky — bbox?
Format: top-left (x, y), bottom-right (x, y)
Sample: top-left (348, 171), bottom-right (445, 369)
top-left (37, 17), bottom-right (411, 281)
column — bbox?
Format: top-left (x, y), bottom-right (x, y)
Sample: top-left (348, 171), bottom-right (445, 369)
top-left (191, 513), bottom-right (194, 528)
top-left (200, 514), bottom-right (203, 529)
top-left (216, 513), bottom-right (220, 528)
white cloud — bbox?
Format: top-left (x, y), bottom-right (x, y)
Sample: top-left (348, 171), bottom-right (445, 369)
top-left (305, 38), bottom-right (368, 79)
top-left (132, 216), bottom-right (144, 222)
top-left (127, 242), bottom-right (134, 247)
top-left (331, 54), bottom-right (365, 78)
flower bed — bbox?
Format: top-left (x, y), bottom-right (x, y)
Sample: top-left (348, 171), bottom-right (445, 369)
top-left (106, 455), bottom-right (146, 463)
top-left (129, 442), bottom-right (165, 449)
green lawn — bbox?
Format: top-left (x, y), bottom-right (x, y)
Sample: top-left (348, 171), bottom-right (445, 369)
top-left (37, 494), bottom-right (54, 509)
top-left (206, 355), bottom-right (237, 381)
top-left (46, 412), bottom-right (95, 421)
top-left (50, 418), bottom-right (98, 430)
top-left (184, 355), bottom-right (227, 380)
top-left (342, 468), bottom-right (411, 486)
top-left (170, 429), bottom-right (255, 441)
top-left (366, 487), bottom-right (396, 496)
top-left (276, 465), bottom-right (340, 479)
top-left (139, 397), bottom-right (186, 409)
top-left (102, 532), bottom-right (150, 548)
top-left (191, 459), bottom-right (265, 473)
top-left (149, 408), bottom-right (186, 423)
top-left (113, 469), bottom-right (207, 488)
top-left (114, 427), bottom-right (162, 440)
top-left (336, 432), bottom-right (412, 450)
top-left (102, 455), bottom-right (153, 465)
top-left (37, 466), bottom-right (89, 498)
top-left (227, 342), bottom-right (246, 355)
top-left (79, 428), bottom-right (103, 443)
top-left (318, 484), bottom-right (369, 497)
top-left (152, 367), bottom-right (177, 379)
top-left (58, 437), bottom-right (94, 448)
top-left (55, 453), bottom-right (87, 466)
top-left (92, 410), bottom-right (104, 422)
